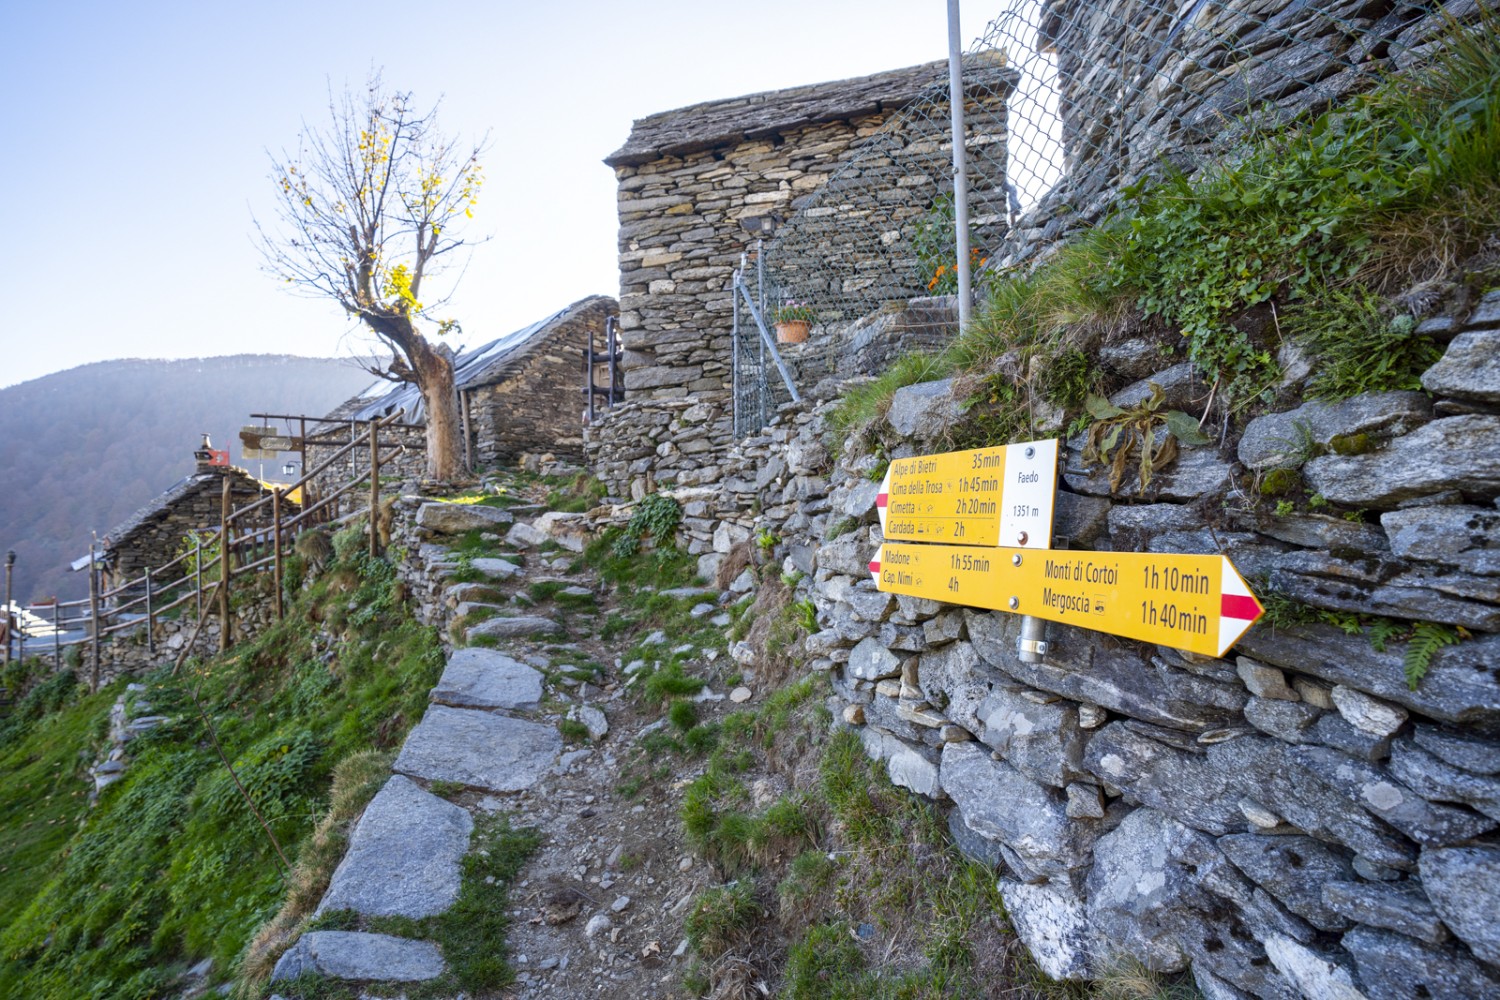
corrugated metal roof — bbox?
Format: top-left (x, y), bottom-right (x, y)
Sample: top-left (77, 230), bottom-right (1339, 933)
top-left (349, 296), bottom-right (614, 422)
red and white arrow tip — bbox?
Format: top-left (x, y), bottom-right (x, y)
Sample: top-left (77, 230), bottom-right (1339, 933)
top-left (874, 467), bottom-right (891, 534)
top-left (1217, 559), bottom-right (1265, 657)
top-left (869, 543), bottom-right (883, 585)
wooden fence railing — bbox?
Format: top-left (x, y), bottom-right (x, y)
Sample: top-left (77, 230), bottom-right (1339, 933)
top-left (1, 411), bottom-right (409, 691)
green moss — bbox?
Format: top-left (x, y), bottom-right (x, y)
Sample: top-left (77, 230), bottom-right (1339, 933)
top-left (1329, 432), bottom-right (1374, 456)
top-left (1259, 466), bottom-right (1302, 497)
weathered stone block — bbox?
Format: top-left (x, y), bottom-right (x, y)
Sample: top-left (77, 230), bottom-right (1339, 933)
top-left (1421, 329), bottom-right (1500, 403)
top-left (1303, 415), bottom-right (1500, 507)
top-left (940, 742), bottom-right (1092, 875)
top-left (1218, 834), bottom-right (1354, 931)
top-left (1238, 391), bottom-right (1432, 470)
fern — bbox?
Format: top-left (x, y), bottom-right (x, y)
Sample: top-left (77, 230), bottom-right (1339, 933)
top-left (1367, 618), bottom-right (1404, 652)
top-left (1404, 622), bottom-right (1462, 690)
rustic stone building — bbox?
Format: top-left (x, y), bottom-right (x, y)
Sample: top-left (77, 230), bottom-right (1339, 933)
top-left (99, 442), bottom-right (275, 596)
top-left (603, 59), bottom-right (1014, 407)
top-left (316, 295), bottom-right (618, 487)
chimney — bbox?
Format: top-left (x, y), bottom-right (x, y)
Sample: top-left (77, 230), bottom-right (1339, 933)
top-left (194, 434), bottom-right (228, 473)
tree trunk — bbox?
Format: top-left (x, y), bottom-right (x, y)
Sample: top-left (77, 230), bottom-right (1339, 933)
top-left (411, 339), bottom-right (467, 480)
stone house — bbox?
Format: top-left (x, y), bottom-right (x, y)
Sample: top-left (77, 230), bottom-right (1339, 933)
top-left (329, 295), bottom-right (618, 476)
top-left (98, 441), bottom-right (277, 596)
top-left (602, 59), bottom-right (1014, 410)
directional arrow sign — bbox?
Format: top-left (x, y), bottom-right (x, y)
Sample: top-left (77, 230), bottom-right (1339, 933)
top-left (875, 439), bottom-right (1058, 548)
top-left (869, 542), bottom-right (1263, 658)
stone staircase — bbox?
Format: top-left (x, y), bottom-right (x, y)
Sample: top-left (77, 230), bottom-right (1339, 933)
top-left (269, 643), bottom-right (564, 988)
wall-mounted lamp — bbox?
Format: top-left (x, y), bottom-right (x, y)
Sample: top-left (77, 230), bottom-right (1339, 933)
top-left (739, 214), bottom-right (781, 237)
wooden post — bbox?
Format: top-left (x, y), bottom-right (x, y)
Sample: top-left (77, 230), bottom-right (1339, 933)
top-left (219, 476), bottom-right (232, 653)
top-left (368, 420), bottom-right (381, 559)
top-left (194, 535), bottom-right (203, 621)
top-left (145, 566), bottom-right (155, 654)
top-left (3, 550), bottom-right (12, 669)
top-left (272, 487), bottom-right (284, 621)
top-left (88, 541), bottom-right (101, 692)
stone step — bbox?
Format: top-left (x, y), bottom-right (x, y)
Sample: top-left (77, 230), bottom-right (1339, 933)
top-left (467, 615), bottom-right (564, 640)
top-left (394, 705), bottom-right (562, 793)
top-left (431, 648), bottom-right (544, 712)
top-left (271, 931), bottom-right (444, 983)
top-left (315, 775), bottom-right (472, 919)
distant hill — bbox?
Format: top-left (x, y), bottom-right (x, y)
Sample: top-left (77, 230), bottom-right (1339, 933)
top-left (0, 355), bottom-right (378, 604)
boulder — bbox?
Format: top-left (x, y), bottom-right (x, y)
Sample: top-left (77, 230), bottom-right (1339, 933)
top-left (974, 685), bottom-right (1086, 788)
top-left (1206, 737), bottom-right (1416, 870)
top-left (885, 379), bottom-right (962, 443)
top-left (1085, 807), bottom-right (1304, 997)
top-left (1217, 834), bottom-right (1354, 931)
top-left (1268, 549), bottom-right (1500, 632)
top-left (1084, 723), bottom-right (1242, 834)
top-left (505, 521), bottom-right (549, 548)
top-left (1260, 935), bottom-right (1366, 1000)
top-left (846, 637), bottom-right (902, 681)
top-left (466, 615), bottom-right (563, 639)
top-left (1244, 697), bottom-right (1323, 742)
top-left (394, 705), bottom-right (561, 793)
top-left (940, 742), bottom-right (1092, 875)
top-left (469, 557), bottom-right (523, 581)
top-left (1381, 504), bottom-right (1500, 577)
top-left (1235, 624), bottom-right (1500, 736)
top-left (1063, 444), bottom-right (1231, 503)
top-left (1291, 746), bottom-right (1497, 846)
top-left (1389, 739), bottom-right (1500, 821)
top-left (999, 878), bottom-right (1093, 980)
top-left (967, 609), bottom-right (1247, 732)
top-left (1412, 723), bottom-right (1500, 775)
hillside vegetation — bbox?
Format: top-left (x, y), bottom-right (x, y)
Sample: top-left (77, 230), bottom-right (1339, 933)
top-left (0, 530), bottom-right (441, 997)
top-left (0, 355), bottom-right (375, 604)
top-left (832, 16), bottom-right (1500, 446)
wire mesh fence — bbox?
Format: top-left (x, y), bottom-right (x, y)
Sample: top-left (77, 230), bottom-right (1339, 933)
top-left (731, 0), bottom-right (1487, 436)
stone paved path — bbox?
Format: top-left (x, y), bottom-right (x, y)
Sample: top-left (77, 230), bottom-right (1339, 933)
top-left (271, 518), bottom-right (573, 992)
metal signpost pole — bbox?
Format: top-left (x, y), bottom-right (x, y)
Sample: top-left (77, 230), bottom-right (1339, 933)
top-left (948, 0), bottom-right (973, 331)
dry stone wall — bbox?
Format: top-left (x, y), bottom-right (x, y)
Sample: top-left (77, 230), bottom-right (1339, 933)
top-left (103, 468), bottom-right (272, 595)
top-left (640, 289), bottom-right (1500, 998)
top-left (1004, 0), bottom-right (1491, 265)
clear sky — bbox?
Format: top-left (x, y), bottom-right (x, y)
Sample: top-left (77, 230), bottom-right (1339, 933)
top-left (1, 0), bottom-right (976, 389)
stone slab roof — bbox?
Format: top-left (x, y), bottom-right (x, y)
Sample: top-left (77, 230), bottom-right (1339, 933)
top-left (349, 295), bottom-right (617, 423)
top-left (605, 61), bottom-right (954, 167)
top-left (100, 466), bottom-right (264, 552)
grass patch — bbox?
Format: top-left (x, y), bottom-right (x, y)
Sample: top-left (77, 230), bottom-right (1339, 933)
top-left (0, 546), bottom-right (444, 998)
top-left (266, 813), bottom-right (542, 999)
top-left (1286, 285), bottom-right (1444, 400)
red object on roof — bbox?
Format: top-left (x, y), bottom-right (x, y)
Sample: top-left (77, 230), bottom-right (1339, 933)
top-left (206, 449), bottom-right (230, 466)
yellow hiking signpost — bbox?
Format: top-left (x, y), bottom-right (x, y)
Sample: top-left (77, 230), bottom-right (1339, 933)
top-left (868, 439), bottom-right (1264, 658)
top-left (875, 439), bottom-right (1059, 548)
top-left (868, 543), bottom-right (1263, 659)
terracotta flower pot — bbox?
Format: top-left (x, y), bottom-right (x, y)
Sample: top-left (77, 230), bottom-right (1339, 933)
top-left (775, 320), bottom-right (810, 344)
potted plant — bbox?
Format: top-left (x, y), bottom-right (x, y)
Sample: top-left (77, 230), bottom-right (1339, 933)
top-left (772, 301), bottom-right (816, 344)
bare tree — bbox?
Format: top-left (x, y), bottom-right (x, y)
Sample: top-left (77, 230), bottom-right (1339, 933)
top-left (257, 73), bottom-right (486, 480)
